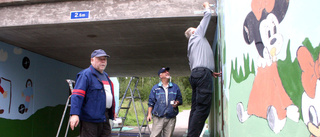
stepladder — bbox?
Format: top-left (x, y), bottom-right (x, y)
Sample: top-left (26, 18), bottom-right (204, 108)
top-left (56, 79), bottom-right (75, 137)
top-left (115, 76), bottom-right (151, 137)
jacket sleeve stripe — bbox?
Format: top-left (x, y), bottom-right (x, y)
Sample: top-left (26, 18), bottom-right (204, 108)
top-left (72, 89), bottom-right (86, 97)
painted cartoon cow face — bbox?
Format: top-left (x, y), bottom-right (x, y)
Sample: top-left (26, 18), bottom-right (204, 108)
top-left (297, 46), bottom-right (320, 137)
top-left (306, 89), bottom-right (320, 137)
top-left (243, 0), bottom-right (289, 63)
top-left (259, 13), bottom-right (283, 62)
top-left (26, 79), bottom-right (32, 88)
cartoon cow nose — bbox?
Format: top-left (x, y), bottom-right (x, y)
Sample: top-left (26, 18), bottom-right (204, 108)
top-left (270, 38), bottom-right (276, 45)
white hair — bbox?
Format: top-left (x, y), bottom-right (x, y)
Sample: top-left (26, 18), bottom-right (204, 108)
top-left (185, 27), bottom-right (196, 39)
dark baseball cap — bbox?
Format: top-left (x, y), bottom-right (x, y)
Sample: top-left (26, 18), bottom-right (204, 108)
top-left (158, 67), bottom-right (170, 76)
top-left (91, 49), bottom-right (110, 58)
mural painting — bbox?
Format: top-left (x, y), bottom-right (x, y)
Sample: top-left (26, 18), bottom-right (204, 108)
top-left (219, 0), bottom-right (320, 136)
top-left (0, 42), bottom-right (84, 136)
top-left (0, 77), bottom-right (10, 114)
top-left (298, 46), bottom-right (320, 137)
top-left (0, 41), bottom-right (121, 136)
top-left (236, 0), bottom-right (299, 134)
top-left (20, 79), bottom-right (33, 114)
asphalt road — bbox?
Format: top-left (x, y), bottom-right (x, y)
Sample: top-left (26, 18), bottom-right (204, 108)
top-left (111, 110), bottom-right (190, 137)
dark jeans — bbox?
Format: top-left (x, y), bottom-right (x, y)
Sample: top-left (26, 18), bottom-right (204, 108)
top-left (187, 67), bottom-right (213, 137)
top-left (80, 110), bottom-right (111, 137)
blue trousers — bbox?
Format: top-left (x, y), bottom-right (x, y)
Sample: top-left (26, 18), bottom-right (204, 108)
top-left (187, 67), bottom-right (213, 137)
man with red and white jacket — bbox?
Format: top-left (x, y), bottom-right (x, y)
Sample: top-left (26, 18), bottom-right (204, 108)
top-left (69, 49), bottom-right (116, 137)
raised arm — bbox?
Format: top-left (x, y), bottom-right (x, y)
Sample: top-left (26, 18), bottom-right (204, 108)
top-left (194, 2), bottom-right (212, 37)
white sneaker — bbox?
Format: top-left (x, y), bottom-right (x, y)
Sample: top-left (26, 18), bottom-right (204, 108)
top-left (267, 106), bottom-right (286, 134)
top-left (237, 102), bottom-right (250, 123)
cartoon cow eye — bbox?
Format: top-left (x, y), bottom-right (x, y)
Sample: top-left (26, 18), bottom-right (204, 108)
top-left (309, 106), bottom-right (318, 126)
top-left (268, 30), bottom-right (271, 38)
top-left (273, 26), bottom-right (277, 35)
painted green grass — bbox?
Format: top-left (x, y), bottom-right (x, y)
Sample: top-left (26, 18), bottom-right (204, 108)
top-left (230, 53), bottom-right (255, 88)
top-left (228, 38), bottom-right (320, 136)
top-left (229, 74), bottom-right (309, 137)
top-left (278, 39), bottom-right (320, 120)
top-left (0, 101), bottom-right (189, 136)
top-left (0, 105), bottom-right (80, 137)
top-left (230, 38), bottom-right (320, 120)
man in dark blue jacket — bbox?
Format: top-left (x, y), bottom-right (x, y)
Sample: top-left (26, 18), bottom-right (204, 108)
top-left (69, 49), bottom-right (116, 137)
top-left (147, 67), bottom-right (183, 137)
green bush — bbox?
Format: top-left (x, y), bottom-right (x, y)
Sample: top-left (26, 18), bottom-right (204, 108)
top-left (118, 76), bottom-right (192, 105)
top-left (117, 100), bottom-right (149, 126)
top-left (117, 76), bottom-right (192, 126)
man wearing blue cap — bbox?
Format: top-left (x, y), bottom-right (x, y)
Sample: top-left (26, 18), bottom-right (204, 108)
top-left (69, 49), bottom-right (116, 137)
top-left (147, 67), bottom-right (183, 137)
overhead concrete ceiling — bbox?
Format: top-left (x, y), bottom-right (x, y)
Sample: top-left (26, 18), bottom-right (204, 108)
top-left (0, 0), bottom-right (217, 77)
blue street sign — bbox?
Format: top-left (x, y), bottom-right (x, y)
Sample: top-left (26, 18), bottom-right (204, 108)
top-left (70, 11), bottom-right (90, 19)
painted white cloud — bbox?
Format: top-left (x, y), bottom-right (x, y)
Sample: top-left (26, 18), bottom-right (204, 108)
top-left (13, 47), bottom-right (22, 55)
top-left (0, 49), bottom-right (8, 62)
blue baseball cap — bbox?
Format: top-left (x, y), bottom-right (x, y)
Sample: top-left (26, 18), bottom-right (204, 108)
top-left (158, 67), bottom-right (170, 76)
top-left (91, 49), bottom-right (110, 58)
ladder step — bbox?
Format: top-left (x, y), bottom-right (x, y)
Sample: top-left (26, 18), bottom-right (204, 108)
top-left (116, 77), bottom-right (150, 135)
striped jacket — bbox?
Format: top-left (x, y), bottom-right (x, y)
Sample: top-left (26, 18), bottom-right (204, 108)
top-left (70, 65), bottom-right (115, 123)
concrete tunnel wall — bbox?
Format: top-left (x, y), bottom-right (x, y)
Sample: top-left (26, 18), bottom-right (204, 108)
top-left (0, 41), bottom-right (120, 136)
top-left (0, 0), bottom-right (216, 27)
top-left (0, 0), bottom-right (218, 136)
top-left (0, 41), bottom-right (82, 136)
top-left (4, 0), bottom-right (320, 136)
